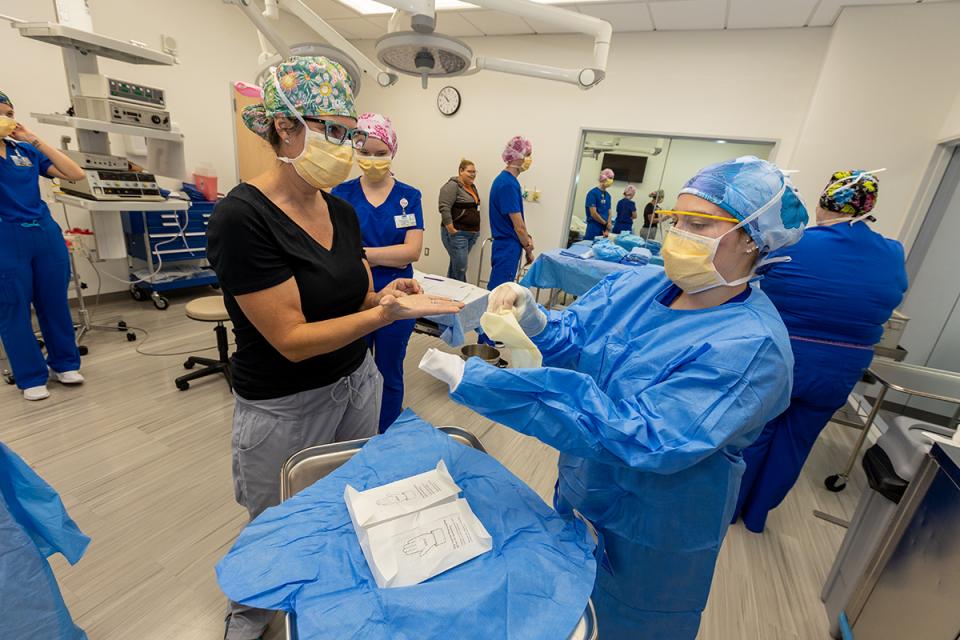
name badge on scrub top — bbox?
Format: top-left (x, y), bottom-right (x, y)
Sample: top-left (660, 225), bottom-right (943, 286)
top-left (10, 153), bottom-right (33, 167)
top-left (394, 197), bottom-right (416, 228)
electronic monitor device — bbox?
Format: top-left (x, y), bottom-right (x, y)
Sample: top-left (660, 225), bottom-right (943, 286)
top-left (60, 169), bottom-right (164, 201)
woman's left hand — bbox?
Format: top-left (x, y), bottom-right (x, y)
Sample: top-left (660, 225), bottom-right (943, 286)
top-left (378, 278), bottom-right (422, 302)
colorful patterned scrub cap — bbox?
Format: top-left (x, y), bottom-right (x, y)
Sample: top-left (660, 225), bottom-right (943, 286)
top-left (357, 113), bottom-right (397, 157)
top-left (819, 170), bottom-right (880, 217)
top-left (242, 56), bottom-right (356, 141)
top-left (0, 90), bottom-right (11, 107)
top-left (599, 168), bottom-right (615, 182)
top-left (680, 155), bottom-right (808, 256)
top-left (502, 136), bottom-right (533, 164)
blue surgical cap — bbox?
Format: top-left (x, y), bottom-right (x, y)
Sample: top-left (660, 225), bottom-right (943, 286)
top-left (680, 156), bottom-right (808, 256)
top-left (0, 90), bottom-right (11, 108)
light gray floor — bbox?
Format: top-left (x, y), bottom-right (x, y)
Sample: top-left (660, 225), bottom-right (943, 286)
top-left (0, 292), bottom-right (867, 639)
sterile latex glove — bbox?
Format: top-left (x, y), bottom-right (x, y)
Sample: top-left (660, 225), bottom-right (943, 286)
top-left (418, 348), bottom-right (466, 392)
top-left (487, 282), bottom-right (547, 337)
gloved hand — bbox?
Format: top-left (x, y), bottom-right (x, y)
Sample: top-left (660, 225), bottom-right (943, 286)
top-left (418, 348), bottom-right (466, 392)
top-left (487, 282), bottom-right (547, 337)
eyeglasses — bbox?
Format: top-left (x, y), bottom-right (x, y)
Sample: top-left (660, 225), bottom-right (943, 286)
top-left (658, 210), bottom-right (739, 225)
top-left (303, 117), bottom-right (368, 149)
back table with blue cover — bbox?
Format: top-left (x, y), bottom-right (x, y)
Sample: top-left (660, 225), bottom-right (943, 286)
top-left (522, 248), bottom-right (662, 297)
top-left (216, 411), bottom-right (597, 640)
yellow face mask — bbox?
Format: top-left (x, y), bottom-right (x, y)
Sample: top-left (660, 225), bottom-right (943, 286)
top-left (358, 156), bottom-right (392, 181)
top-left (520, 156), bottom-right (532, 172)
top-left (661, 226), bottom-right (754, 294)
top-left (603, 179), bottom-right (614, 188)
top-left (0, 116), bottom-right (17, 139)
top-left (280, 129), bottom-right (355, 190)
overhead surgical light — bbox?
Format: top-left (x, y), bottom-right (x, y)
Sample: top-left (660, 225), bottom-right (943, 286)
top-left (227, 0), bottom-right (611, 92)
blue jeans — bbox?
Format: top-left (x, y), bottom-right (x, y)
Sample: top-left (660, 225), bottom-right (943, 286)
top-left (441, 227), bottom-right (479, 282)
top-left (0, 217), bottom-right (80, 389)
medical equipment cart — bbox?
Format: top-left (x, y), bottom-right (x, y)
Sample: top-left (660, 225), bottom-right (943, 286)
top-left (122, 201), bottom-right (219, 310)
top-left (280, 428), bottom-right (598, 640)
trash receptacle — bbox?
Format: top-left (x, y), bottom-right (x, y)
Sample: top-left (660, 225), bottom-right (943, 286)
top-left (821, 417), bottom-right (955, 638)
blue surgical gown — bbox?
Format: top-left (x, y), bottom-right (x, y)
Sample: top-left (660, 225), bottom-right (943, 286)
top-left (450, 268), bottom-right (794, 639)
top-left (734, 222), bottom-right (908, 531)
top-left (0, 442), bottom-right (90, 639)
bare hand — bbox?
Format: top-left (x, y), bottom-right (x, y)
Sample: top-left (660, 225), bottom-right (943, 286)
top-left (445, 224), bottom-right (458, 235)
top-left (10, 123), bottom-right (38, 144)
top-left (380, 293), bottom-right (463, 322)
top-left (379, 278), bottom-right (422, 300)
top-left (525, 249), bottom-right (535, 265)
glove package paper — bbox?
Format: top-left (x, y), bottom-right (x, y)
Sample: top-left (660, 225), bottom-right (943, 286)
top-left (345, 460), bottom-right (493, 588)
top-left (345, 460), bottom-right (459, 527)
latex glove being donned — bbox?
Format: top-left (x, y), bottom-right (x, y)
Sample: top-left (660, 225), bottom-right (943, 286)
top-left (487, 282), bottom-right (547, 337)
top-left (418, 348), bottom-right (466, 392)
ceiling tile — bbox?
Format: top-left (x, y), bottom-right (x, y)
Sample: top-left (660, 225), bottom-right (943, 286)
top-left (327, 17), bottom-right (385, 39)
top-left (436, 11), bottom-right (486, 37)
top-left (727, 0), bottom-right (818, 29)
top-left (648, 0), bottom-right (727, 30)
top-left (523, 5), bottom-right (581, 34)
top-left (302, 0), bottom-right (365, 19)
top-left (808, 0), bottom-right (912, 26)
top-left (579, 2), bottom-right (653, 31)
top-left (460, 10), bottom-right (536, 35)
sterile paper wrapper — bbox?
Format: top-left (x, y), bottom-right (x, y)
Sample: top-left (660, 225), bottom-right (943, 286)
top-left (353, 498), bottom-right (493, 588)
top-left (344, 460), bottom-right (460, 528)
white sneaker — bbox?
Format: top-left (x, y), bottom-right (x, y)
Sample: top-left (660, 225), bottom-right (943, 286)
top-left (51, 369), bottom-right (85, 385)
top-left (23, 385), bottom-right (51, 401)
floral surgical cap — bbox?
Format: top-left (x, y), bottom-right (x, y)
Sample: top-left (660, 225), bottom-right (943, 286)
top-left (819, 170), bottom-right (880, 217)
top-left (680, 155), bottom-right (808, 256)
top-left (599, 168), bottom-right (615, 182)
top-left (502, 136), bottom-right (533, 164)
top-left (242, 56), bottom-right (356, 141)
top-left (357, 113), bottom-right (398, 157)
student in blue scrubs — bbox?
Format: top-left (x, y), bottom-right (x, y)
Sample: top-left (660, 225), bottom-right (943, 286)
top-left (584, 168), bottom-right (615, 240)
top-left (612, 184), bottom-right (638, 234)
top-left (0, 90), bottom-right (86, 402)
top-left (733, 170), bottom-right (908, 532)
top-left (487, 135), bottom-right (534, 291)
top-left (332, 113), bottom-right (423, 432)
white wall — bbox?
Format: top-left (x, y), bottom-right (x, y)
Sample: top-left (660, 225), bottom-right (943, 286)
top-left (355, 27), bottom-right (831, 277)
top-left (0, 0), bottom-right (317, 294)
top-left (941, 90), bottom-right (960, 142)
top-left (787, 1), bottom-right (960, 242)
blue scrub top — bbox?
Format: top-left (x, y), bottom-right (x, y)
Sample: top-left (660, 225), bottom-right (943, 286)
top-left (331, 177), bottom-right (424, 291)
top-left (614, 198), bottom-right (636, 226)
top-left (584, 187), bottom-right (612, 239)
top-left (0, 139), bottom-right (53, 223)
top-left (761, 222), bottom-right (907, 346)
top-left (489, 170), bottom-right (524, 245)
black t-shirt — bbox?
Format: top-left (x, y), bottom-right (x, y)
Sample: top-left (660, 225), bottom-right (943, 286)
top-left (207, 183), bottom-right (370, 400)
top-left (643, 202), bottom-right (659, 227)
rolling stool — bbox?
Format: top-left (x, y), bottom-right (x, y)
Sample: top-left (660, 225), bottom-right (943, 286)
top-left (175, 296), bottom-right (232, 391)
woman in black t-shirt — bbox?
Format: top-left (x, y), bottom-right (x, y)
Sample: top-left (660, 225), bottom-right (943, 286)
top-left (207, 57), bottom-right (462, 640)
top-left (641, 189), bottom-right (665, 240)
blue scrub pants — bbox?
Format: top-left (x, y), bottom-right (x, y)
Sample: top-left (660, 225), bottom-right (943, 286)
top-left (0, 217), bottom-right (80, 390)
top-left (733, 339), bottom-right (873, 532)
top-left (366, 318), bottom-right (416, 433)
top-left (585, 219), bottom-right (606, 241)
top-left (612, 221), bottom-right (632, 234)
top-left (487, 239), bottom-right (522, 291)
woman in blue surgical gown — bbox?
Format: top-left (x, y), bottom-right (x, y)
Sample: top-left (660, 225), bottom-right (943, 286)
top-left (419, 157), bottom-right (808, 640)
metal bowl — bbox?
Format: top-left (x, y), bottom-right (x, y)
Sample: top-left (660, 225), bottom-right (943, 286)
top-left (460, 344), bottom-right (501, 364)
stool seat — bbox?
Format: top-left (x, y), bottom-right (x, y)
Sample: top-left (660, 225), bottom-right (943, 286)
top-left (185, 296), bottom-right (229, 322)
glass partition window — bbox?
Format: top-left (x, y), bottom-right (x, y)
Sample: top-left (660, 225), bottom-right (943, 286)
top-left (567, 131), bottom-right (775, 245)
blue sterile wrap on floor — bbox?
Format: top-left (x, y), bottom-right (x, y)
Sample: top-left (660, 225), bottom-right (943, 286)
top-left (0, 442), bottom-right (90, 640)
top-left (522, 249), bottom-right (662, 296)
top-left (215, 411), bottom-right (597, 640)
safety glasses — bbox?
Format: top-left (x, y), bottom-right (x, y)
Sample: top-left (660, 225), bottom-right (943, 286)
top-left (303, 117), bottom-right (368, 149)
top-left (658, 210), bottom-right (739, 224)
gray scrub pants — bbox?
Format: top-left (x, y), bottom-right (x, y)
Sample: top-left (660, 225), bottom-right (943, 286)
top-left (225, 353), bottom-right (381, 640)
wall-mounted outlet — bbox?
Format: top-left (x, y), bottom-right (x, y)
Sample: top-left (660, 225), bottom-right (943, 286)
top-left (424, 247), bottom-right (430, 256)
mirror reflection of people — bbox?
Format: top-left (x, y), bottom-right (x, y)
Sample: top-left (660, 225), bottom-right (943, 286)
top-left (733, 169), bottom-right (908, 533)
top-left (612, 184), bottom-right (638, 234)
top-left (421, 156), bottom-right (808, 640)
top-left (641, 189), bottom-right (664, 238)
top-left (487, 136), bottom-right (533, 291)
top-left (0, 89), bottom-right (86, 401)
top-left (584, 168), bottom-right (615, 240)
top-left (439, 159), bottom-right (481, 282)
top-left (332, 113), bottom-right (424, 433)
top-left (207, 57), bottom-right (462, 640)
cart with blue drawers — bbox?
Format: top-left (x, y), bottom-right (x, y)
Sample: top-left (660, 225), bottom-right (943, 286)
top-left (122, 201), bottom-right (219, 310)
